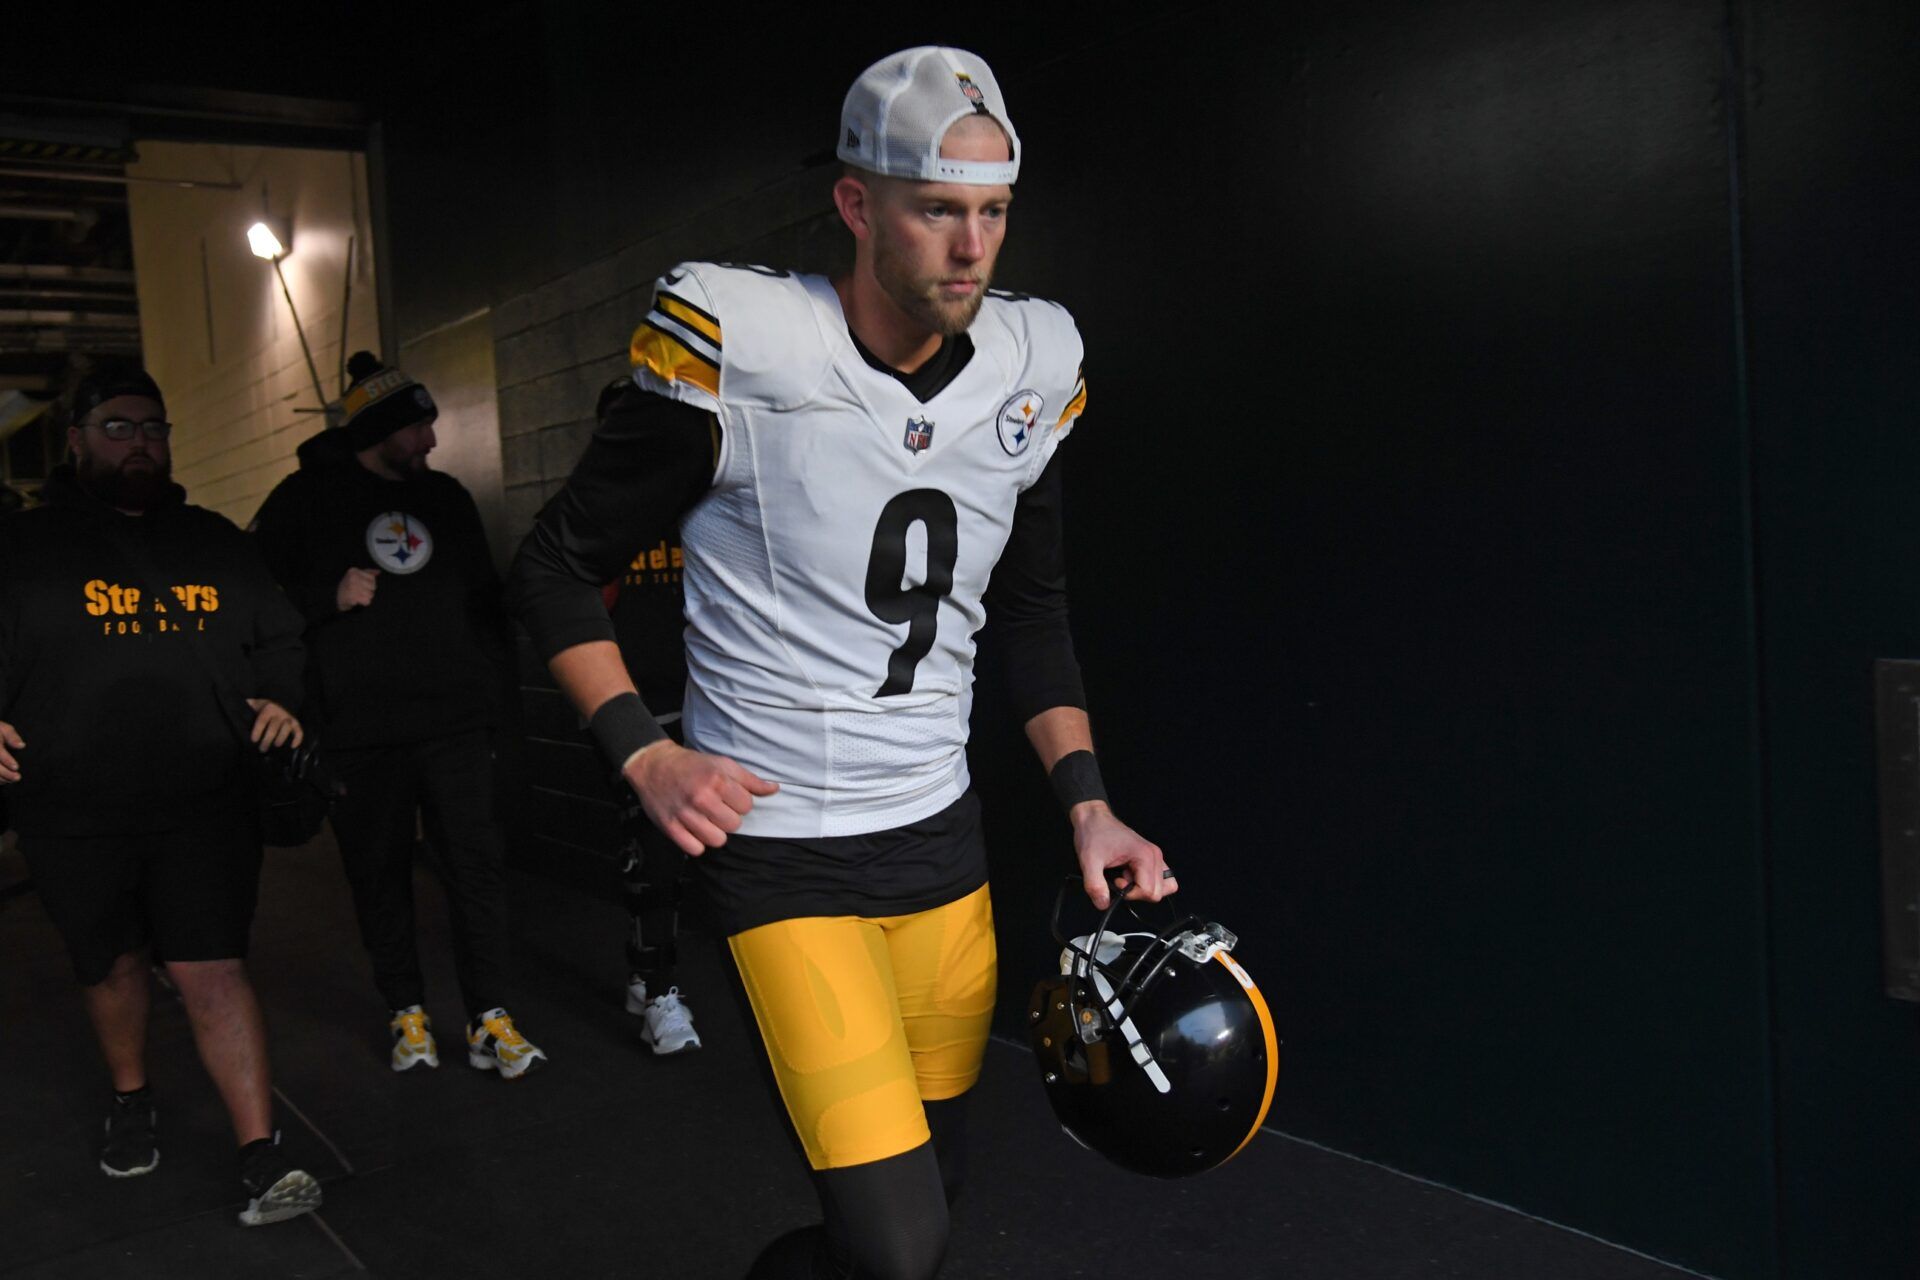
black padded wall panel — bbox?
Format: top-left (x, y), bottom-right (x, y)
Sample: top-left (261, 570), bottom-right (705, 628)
top-left (970, 5), bottom-right (1773, 1275)
top-left (1741, 2), bottom-right (1920, 1274)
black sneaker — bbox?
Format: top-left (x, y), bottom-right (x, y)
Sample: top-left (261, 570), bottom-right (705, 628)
top-left (237, 1132), bottom-right (322, 1226)
top-left (100, 1092), bottom-right (159, 1178)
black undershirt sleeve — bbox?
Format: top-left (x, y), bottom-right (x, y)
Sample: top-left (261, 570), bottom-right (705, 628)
top-left (505, 382), bottom-right (716, 663)
top-left (983, 449), bottom-right (1088, 723)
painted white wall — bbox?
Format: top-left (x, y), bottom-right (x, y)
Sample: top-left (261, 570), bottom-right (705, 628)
top-left (126, 142), bottom-right (380, 526)
top-left (399, 310), bottom-right (508, 568)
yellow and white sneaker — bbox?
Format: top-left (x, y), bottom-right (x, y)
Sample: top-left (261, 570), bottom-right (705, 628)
top-left (466, 1008), bottom-right (548, 1080)
top-left (389, 1005), bottom-right (439, 1072)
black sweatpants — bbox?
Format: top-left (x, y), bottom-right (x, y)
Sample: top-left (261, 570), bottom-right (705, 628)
top-left (326, 730), bottom-right (508, 1020)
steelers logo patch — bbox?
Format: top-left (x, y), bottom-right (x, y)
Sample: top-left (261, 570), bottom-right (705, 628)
top-left (366, 512), bottom-right (434, 574)
top-left (996, 390), bottom-right (1044, 456)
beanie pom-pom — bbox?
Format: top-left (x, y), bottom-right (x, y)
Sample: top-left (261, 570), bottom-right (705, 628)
top-left (346, 351), bottom-right (384, 384)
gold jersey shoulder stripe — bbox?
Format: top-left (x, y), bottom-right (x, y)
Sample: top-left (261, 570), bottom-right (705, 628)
top-left (1056, 373), bottom-right (1088, 429)
top-left (631, 322), bottom-right (720, 398)
top-left (658, 293), bottom-right (721, 345)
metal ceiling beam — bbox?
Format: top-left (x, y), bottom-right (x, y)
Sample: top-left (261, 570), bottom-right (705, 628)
top-left (0, 287), bottom-right (137, 304)
top-left (0, 348), bottom-right (136, 359)
top-left (0, 191), bottom-right (129, 206)
top-left (0, 88), bottom-right (367, 152)
top-left (0, 264), bottom-right (134, 284)
top-left (0, 338), bottom-right (141, 350)
top-left (0, 165), bottom-right (238, 190)
top-left (0, 205), bottom-right (85, 222)
top-left (0, 309), bottom-right (141, 328)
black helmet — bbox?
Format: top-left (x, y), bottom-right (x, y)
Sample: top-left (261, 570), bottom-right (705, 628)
top-left (1028, 881), bottom-right (1280, 1178)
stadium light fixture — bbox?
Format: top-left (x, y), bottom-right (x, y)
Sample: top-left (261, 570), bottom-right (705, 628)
top-left (247, 216), bottom-right (326, 407)
top-left (246, 218), bottom-right (289, 261)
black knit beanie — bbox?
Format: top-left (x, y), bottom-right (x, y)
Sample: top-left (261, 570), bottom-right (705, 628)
top-left (69, 363), bottom-right (165, 424)
top-left (339, 351), bottom-right (436, 451)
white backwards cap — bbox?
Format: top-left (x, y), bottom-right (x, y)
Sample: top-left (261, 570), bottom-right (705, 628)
top-left (838, 46), bottom-right (1021, 185)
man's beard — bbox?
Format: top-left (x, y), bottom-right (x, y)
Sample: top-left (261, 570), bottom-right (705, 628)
top-left (377, 438), bottom-right (431, 475)
top-left (873, 233), bottom-right (990, 337)
top-left (77, 452), bottom-right (172, 512)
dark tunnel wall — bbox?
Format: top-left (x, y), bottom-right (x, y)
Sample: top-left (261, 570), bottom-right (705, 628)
top-left (1740, 2), bottom-right (1920, 1275)
top-left (974, 3), bottom-right (1776, 1275)
top-left (365, 2), bottom-right (1920, 1276)
top-left (373, 6), bottom-right (1143, 346)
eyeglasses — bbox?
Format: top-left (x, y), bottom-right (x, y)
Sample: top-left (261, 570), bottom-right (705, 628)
top-left (90, 418), bottom-right (174, 441)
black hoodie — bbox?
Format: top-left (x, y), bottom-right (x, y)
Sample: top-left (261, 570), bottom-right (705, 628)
top-left (0, 464), bottom-right (306, 837)
top-left (249, 429), bottom-right (508, 749)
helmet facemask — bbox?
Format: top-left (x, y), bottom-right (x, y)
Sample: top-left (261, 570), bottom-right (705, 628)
top-left (1029, 877), bottom-right (1280, 1178)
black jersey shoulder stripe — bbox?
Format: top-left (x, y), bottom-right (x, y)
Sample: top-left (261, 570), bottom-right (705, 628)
top-left (645, 314), bottom-right (721, 370)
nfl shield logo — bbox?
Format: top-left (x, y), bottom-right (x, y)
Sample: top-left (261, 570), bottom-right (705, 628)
top-left (903, 416), bottom-right (935, 454)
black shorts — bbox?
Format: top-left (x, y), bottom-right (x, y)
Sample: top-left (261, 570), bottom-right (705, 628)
top-left (19, 808), bottom-right (263, 985)
top-left (698, 790), bottom-right (988, 936)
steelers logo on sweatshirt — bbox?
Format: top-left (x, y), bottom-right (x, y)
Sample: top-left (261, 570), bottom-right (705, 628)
top-left (366, 512), bottom-right (434, 574)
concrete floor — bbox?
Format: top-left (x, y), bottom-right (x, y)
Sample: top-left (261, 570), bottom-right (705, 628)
top-left (0, 834), bottom-right (1705, 1279)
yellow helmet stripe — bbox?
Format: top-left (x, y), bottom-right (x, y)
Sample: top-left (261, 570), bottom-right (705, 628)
top-left (1212, 949), bottom-right (1281, 1162)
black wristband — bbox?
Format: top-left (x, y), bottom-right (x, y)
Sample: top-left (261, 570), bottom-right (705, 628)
top-left (1049, 749), bottom-right (1109, 813)
top-left (589, 692), bottom-right (668, 770)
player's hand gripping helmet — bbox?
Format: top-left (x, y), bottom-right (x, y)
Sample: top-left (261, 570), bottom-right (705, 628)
top-left (1028, 877), bottom-right (1280, 1178)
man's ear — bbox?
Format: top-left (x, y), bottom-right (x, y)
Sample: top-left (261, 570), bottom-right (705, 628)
top-left (833, 174), bottom-right (874, 242)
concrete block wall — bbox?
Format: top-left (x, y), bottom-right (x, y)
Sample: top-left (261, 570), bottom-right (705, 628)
top-left (128, 143), bottom-right (379, 527)
top-left (487, 166), bottom-right (844, 878)
top-left (489, 166), bottom-right (843, 514)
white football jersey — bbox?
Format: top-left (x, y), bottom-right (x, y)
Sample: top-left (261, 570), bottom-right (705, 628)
top-left (629, 262), bottom-right (1089, 838)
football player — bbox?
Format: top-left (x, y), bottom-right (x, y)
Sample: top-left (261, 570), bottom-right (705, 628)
top-left (508, 46), bottom-right (1171, 1278)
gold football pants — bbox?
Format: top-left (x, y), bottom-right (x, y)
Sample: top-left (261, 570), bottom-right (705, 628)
top-left (728, 884), bottom-right (997, 1170)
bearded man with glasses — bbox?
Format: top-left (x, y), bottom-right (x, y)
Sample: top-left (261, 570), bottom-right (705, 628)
top-left (0, 363), bottom-right (322, 1226)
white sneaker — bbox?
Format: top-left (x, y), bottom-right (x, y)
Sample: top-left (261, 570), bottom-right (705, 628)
top-left (625, 977), bottom-right (650, 1017)
top-left (640, 987), bottom-right (702, 1055)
